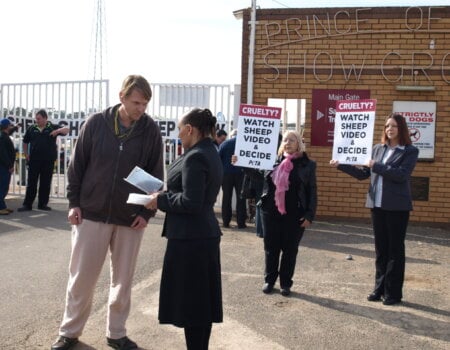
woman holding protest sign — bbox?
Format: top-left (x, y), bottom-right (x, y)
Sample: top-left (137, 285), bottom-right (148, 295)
top-left (259, 130), bottom-right (317, 296)
top-left (330, 113), bottom-right (418, 305)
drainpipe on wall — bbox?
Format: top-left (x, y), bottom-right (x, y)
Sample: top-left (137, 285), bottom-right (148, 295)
top-left (247, 0), bottom-right (257, 104)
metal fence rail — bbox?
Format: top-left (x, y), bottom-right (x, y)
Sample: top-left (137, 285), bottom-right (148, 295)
top-left (1, 80), bottom-right (109, 199)
top-left (1, 81), bottom-right (236, 199)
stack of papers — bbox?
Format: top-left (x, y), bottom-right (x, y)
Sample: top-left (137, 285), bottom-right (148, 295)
top-left (124, 166), bottom-right (164, 205)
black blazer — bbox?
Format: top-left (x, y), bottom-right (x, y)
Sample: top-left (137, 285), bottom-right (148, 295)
top-left (157, 138), bottom-right (223, 239)
top-left (338, 143), bottom-right (419, 211)
top-left (260, 153), bottom-right (318, 223)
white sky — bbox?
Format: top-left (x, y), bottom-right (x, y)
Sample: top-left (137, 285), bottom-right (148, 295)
top-left (0, 0), bottom-right (447, 97)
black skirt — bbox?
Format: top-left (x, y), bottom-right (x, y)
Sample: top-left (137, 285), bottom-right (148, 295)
top-left (158, 237), bottom-right (223, 327)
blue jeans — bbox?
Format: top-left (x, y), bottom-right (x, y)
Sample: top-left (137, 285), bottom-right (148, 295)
top-left (0, 165), bottom-right (12, 210)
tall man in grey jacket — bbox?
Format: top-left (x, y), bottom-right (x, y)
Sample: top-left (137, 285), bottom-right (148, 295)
top-left (51, 75), bottom-right (164, 350)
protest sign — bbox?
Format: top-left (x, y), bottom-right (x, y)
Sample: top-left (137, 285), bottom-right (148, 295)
top-left (332, 99), bottom-right (376, 165)
top-left (234, 104), bottom-right (281, 170)
top-left (311, 89), bottom-right (371, 146)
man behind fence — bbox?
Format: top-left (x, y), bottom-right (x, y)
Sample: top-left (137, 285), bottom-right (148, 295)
top-left (51, 75), bottom-right (164, 350)
top-left (18, 109), bottom-right (69, 211)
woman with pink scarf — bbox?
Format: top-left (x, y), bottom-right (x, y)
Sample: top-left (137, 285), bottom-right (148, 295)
top-left (259, 130), bottom-right (317, 296)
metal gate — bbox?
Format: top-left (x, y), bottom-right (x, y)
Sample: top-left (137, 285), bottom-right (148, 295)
top-left (148, 83), bottom-right (235, 165)
top-left (0, 80), bottom-right (109, 198)
top-left (1, 81), bottom-right (237, 198)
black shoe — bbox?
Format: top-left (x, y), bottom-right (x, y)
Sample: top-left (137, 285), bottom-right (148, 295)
top-left (51, 336), bottom-right (79, 350)
top-left (237, 224), bottom-right (247, 229)
top-left (17, 206), bottom-right (32, 212)
top-left (280, 287), bottom-right (291, 296)
top-left (38, 205), bottom-right (52, 211)
top-left (383, 297), bottom-right (401, 305)
top-left (367, 292), bottom-right (382, 302)
top-left (223, 223), bottom-right (230, 228)
top-left (262, 283), bottom-right (274, 294)
top-left (106, 336), bottom-right (138, 350)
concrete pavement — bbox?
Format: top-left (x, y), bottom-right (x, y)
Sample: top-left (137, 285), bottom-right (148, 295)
top-left (0, 195), bottom-right (449, 349)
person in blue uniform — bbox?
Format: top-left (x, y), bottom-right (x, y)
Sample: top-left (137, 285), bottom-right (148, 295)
top-left (18, 109), bottom-right (69, 211)
top-left (218, 129), bottom-right (247, 228)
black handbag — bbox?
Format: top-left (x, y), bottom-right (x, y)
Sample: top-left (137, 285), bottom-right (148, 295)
top-left (240, 174), bottom-right (256, 199)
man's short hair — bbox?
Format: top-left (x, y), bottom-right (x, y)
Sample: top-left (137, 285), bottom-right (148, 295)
top-left (216, 129), bottom-right (227, 137)
top-left (120, 75), bottom-right (152, 101)
top-left (36, 109), bottom-right (49, 119)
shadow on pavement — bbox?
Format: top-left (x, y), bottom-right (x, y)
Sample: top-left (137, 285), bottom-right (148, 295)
top-left (294, 292), bottom-right (450, 342)
top-left (75, 342), bottom-right (150, 350)
top-left (303, 223), bottom-right (440, 265)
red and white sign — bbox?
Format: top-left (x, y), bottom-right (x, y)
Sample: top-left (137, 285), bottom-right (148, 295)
top-left (311, 89), bottom-right (371, 146)
top-left (393, 101), bottom-right (436, 160)
top-left (234, 104), bottom-right (281, 170)
top-left (332, 99), bottom-right (377, 165)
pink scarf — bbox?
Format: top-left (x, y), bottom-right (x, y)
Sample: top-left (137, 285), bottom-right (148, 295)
top-left (271, 152), bottom-right (301, 215)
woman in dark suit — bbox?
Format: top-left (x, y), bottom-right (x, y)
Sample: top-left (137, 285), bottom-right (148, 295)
top-left (145, 108), bottom-right (223, 349)
top-left (259, 130), bottom-right (317, 296)
top-left (330, 113), bottom-right (419, 305)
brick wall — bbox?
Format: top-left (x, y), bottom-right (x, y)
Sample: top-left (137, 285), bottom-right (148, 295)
top-left (238, 6), bottom-right (450, 225)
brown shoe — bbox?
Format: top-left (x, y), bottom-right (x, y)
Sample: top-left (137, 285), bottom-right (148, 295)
top-left (51, 336), bottom-right (79, 350)
top-left (0, 209), bottom-right (10, 215)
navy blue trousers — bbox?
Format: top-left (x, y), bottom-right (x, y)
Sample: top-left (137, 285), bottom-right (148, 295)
top-left (23, 158), bottom-right (54, 207)
top-left (221, 172), bottom-right (246, 227)
top-left (371, 208), bottom-right (410, 300)
top-left (0, 165), bottom-right (11, 210)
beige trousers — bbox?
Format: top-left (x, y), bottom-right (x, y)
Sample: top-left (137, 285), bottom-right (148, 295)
top-left (58, 219), bottom-right (144, 339)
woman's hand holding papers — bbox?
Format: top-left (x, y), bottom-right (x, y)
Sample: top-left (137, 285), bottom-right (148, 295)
top-left (145, 192), bottom-right (160, 210)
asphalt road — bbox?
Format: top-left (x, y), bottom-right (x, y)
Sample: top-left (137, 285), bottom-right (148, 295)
top-left (1, 196), bottom-right (449, 350)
